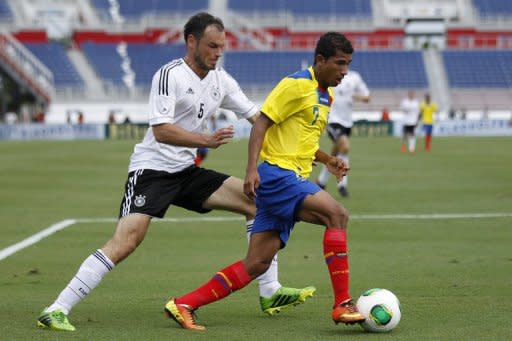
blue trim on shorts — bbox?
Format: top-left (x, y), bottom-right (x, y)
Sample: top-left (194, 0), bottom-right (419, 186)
top-left (251, 162), bottom-right (321, 247)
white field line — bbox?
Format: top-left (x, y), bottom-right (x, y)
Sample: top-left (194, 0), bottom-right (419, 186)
top-left (1, 213), bottom-right (511, 262)
top-left (0, 219), bottom-right (76, 261)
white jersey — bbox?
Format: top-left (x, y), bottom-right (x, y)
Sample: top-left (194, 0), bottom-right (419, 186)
top-left (129, 58), bottom-right (257, 173)
top-left (328, 70), bottom-right (370, 128)
top-left (400, 97), bottom-right (420, 126)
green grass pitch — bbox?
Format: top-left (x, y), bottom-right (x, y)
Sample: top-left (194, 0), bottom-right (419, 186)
top-left (1, 136), bottom-right (511, 340)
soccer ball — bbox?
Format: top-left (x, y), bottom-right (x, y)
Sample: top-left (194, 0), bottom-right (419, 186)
top-left (356, 288), bottom-right (401, 333)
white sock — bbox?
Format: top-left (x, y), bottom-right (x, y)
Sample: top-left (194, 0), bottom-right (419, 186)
top-left (337, 154), bottom-right (349, 188)
top-left (317, 165), bottom-right (330, 186)
top-left (47, 249), bottom-right (114, 315)
top-left (246, 220), bottom-right (281, 297)
top-left (408, 136), bottom-right (416, 152)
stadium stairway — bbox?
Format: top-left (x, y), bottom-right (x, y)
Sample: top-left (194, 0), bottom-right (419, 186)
top-left (422, 48), bottom-right (451, 110)
top-left (67, 47), bottom-right (105, 99)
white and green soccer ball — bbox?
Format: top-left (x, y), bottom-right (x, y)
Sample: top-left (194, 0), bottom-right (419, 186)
top-left (356, 288), bottom-right (401, 333)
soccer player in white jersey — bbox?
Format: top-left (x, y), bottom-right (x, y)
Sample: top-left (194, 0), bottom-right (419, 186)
top-left (316, 70), bottom-right (370, 197)
top-left (400, 90), bottom-right (420, 153)
top-left (37, 12), bottom-right (314, 332)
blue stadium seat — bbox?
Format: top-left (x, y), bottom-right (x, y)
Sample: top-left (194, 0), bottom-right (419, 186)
top-left (0, 0), bottom-right (12, 19)
top-left (349, 51), bottom-right (428, 88)
top-left (91, 0), bottom-right (208, 19)
top-left (223, 50), bottom-right (427, 89)
top-left (126, 43), bottom-right (185, 85)
top-left (81, 43), bottom-right (125, 85)
top-left (90, 0), bottom-right (110, 20)
top-left (442, 50), bottom-right (512, 88)
top-left (472, 0), bottom-right (512, 16)
top-left (228, 0), bottom-right (372, 17)
top-left (81, 42), bottom-right (185, 87)
top-left (223, 51), bottom-right (313, 87)
top-left (80, 45), bottom-right (427, 90)
top-left (24, 43), bottom-right (84, 87)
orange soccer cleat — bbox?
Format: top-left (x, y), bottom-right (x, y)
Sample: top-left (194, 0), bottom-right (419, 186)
top-left (332, 299), bottom-right (365, 325)
top-left (164, 298), bottom-right (206, 331)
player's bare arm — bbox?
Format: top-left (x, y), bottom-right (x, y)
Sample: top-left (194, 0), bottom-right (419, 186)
top-left (246, 110), bottom-right (260, 124)
top-left (244, 113), bottom-right (273, 199)
top-left (152, 123), bottom-right (234, 148)
top-left (352, 94), bottom-right (370, 103)
top-left (315, 149), bottom-right (349, 181)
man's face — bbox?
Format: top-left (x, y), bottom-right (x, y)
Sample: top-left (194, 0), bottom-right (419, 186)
top-left (316, 50), bottom-right (352, 88)
top-left (191, 25), bottom-right (225, 71)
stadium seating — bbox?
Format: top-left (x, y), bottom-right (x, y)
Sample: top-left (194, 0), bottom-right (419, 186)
top-left (472, 0), bottom-right (512, 17)
top-left (126, 43), bottom-right (185, 85)
top-left (0, 0), bottom-right (12, 19)
top-left (24, 43), bottom-right (83, 87)
top-left (91, 0), bottom-right (208, 19)
top-left (223, 50), bottom-right (427, 89)
top-left (349, 51), bottom-right (428, 88)
top-left (81, 42), bottom-right (185, 87)
top-left (78, 45), bottom-right (428, 90)
top-left (228, 0), bottom-right (372, 17)
top-left (81, 42), bottom-right (124, 86)
top-left (442, 50), bottom-right (512, 88)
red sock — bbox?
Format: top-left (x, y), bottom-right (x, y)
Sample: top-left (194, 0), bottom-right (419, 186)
top-left (323, 228), bottom-right (350, 307)
top-left (425, 134), bottom-right (431, 151)
top-left (175, 260), bottom-right (251, 309)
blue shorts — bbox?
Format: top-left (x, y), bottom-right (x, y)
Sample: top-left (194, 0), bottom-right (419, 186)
top-left (251, 162), bottom-right (321, 247)
top-left (423, 124), bottom-right (433, 135)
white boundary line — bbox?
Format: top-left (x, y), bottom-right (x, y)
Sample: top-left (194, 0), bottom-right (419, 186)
top-left (1, 213), bottom-right (511, 262)
top-left (0, 219), bottom-right (76, 261)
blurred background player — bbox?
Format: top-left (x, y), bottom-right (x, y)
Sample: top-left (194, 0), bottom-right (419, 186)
top-left (194, 147), bottom-right (209, 165)
top-left (316, 69), bottom-right (370, 197)
top-left (399, 90), bottom-right (420, 154)
top-left (194, 116), bottom-right (216, 166)
top-left (419, 93), bottom-right (437, 152)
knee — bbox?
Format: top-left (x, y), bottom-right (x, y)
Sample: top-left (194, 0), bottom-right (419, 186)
top-left (328, 205), bottom-right (349, 228)
top-left (244, 259), bottom-right (271, 279)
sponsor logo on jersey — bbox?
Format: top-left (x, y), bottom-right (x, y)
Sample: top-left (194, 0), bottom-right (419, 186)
top-left (186, 87), bottom-right (194, 95)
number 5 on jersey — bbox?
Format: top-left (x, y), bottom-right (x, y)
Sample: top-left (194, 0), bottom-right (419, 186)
top-left (198, 103), bottom-right (205, 118)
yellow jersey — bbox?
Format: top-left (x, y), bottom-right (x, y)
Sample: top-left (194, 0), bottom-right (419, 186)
top-left (260, 67), bottom-right (333, 178)
top-left (420, 102), bottom-right (437, 125)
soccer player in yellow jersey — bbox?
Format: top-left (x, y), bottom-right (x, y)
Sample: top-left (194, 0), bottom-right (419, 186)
top-left (166, 32), bottom-right (365, 331)
top-left (420, 93), bottom-right (438, 151)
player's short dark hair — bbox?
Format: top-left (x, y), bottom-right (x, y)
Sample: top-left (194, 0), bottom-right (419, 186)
top-left (183, 12), bottom-right (224, 43)
top-left (314, 32), bottom-right (353, 64)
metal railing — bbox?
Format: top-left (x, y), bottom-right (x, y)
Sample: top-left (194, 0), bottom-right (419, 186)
top-left (0, 31), bottom-right (55, 103)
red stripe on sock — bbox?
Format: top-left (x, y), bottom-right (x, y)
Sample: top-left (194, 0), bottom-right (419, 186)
top-left (176, 260), bottom-right (251, 309)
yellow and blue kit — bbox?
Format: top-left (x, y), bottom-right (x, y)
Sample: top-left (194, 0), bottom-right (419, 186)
top-left (252, 67), bottom-right (333, 246)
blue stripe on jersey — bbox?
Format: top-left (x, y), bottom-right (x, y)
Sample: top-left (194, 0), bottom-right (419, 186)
top-left (287, 69), bottom-right (312, 80)
top-left (317, 89), bottom-right (332, 106)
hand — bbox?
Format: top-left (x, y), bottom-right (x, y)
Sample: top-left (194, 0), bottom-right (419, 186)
top-left (244, 168), bottom-right (260, 200)
top-left (206, 126), bottom-right (234, 148)
top-left (326, 157), bottom-right (350, 182)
